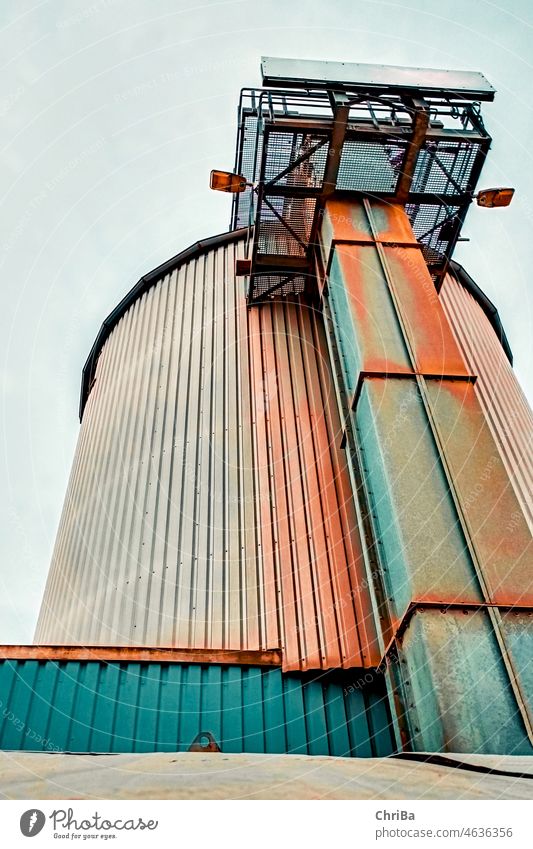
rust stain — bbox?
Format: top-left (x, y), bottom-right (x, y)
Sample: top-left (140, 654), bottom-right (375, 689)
top-left (0, 645), bottom-right (283, 666)
top-left (248, 298), bottom-right (380, 671)
top-left (428, 378), bottom-right (533, 606)
top-left (336, 247), bottom-right (413, 376)
top-left (386, 248), bottom-right (469, 376)
top-left (324, 198), bottom-right (419, 245)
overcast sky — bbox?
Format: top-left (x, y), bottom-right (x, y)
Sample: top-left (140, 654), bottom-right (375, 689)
top-left (1, 0), bottom-right (532, 644)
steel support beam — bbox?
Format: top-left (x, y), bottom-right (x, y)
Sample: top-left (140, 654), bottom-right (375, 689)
top-left (395, 97), bottom-right (430, 203)
top-left (322, 92), bottom-right (350, 197)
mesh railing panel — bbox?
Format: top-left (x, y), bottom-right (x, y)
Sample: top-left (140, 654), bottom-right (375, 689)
top-left (406, 203), bottom-right (461, 268)
top-left (337, 139), bottom-right (407, 192)
top-left (256, 196), bottom-right (316, 258)
top-left (412, 140), bottom-right (481, 196)
top-left (249, 274), bottom-right (307, 301)
top-left (264, 131), bottom-right (329, 187)
top-left (233, 113), bottom-right (263, 228)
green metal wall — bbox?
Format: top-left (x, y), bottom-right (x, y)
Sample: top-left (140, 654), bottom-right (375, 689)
top-left (0, 660), bottom-right (395, 757)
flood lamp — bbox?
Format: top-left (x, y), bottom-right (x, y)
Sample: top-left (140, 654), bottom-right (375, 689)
top-left (210, 170), bottom-right (248, 193)
top-left (476, 187), bottom-right (515, 208)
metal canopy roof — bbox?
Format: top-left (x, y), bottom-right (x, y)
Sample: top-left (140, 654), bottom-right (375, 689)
top-left (261, 57), bottom-right (496, 101)
top-left (232, 58), bottom-right (493, 303)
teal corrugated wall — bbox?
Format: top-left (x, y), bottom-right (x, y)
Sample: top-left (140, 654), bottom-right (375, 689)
top-left (0, 660), bottom-right (395, 757)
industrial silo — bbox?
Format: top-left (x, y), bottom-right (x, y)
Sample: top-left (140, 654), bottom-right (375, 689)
top-left (1, 57), bottom-right (532, 758)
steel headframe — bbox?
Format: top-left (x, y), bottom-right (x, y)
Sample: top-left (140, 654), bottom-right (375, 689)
top-left (231, 60), bottom-right (493, 303)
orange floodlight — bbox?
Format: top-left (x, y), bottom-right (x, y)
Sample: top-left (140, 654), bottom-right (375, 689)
top-left (210, 170), bottom-right (248, 193)
top-left (476, 187), bottom-right (515, 208)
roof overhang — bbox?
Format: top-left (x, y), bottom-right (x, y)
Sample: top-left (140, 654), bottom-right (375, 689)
top-left (261, 56), bottom-right (496, 101)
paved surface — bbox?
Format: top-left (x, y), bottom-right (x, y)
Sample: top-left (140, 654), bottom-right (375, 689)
top-left (0, 752), bottom-right (532, 800)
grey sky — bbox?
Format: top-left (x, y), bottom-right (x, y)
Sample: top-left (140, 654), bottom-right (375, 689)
top-left (1, 0), bottom-right (531, 643)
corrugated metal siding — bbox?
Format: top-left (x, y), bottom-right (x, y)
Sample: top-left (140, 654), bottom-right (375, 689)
top-left (35, 238), bottom-right (377, 671)
top-left (36, 241), bottom-right (265, 653)
top-left (440, 272), bottom-right (533, 533)
top-left (0, 660), bottom-right (394, 757)
top-left (248, 301), bottom-right (378, 671)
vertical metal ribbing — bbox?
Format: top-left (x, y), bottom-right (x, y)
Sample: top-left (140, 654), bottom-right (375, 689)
top-left (319, 294), bottom-right (390, 661)
top-left (35, 242), bottom-right (264, 651)
top-left (258, 304), bottom-right (299, 663)
top-left (290, 304), bottom-right (336, 667)
top-left (146, 268), bottom-right (180, 646)
top-left (171, 257), bottom-right (198, 646)
top-left (38, 303), bottom-right (129, 641)
top-left (205, 247), bottom-right (218, 647)
top-left (248, 304), bottom-right (280, 652)
top-left (128, 280), bottom-right (169, 643)
top-left (139, 272), bottom-right (175, 645)
top-left (157, 264), bottom-right (188, 645)
top-left (34, 317), bottom-right (111, 639)
top-left (0, 659), bottom-right (395, 757)
top-left (306, 309), bottom-right (377, 667)
top-left (236, 246), bottom-right (262, 650)
top-left (83, 301), bottom-right (140, 644)
top-left (76, 302), bottom-right (133, 643)
top-left (176, 255), bottom-right (204, 646)
top-left (440, 273), bottom-right (533, 534)
top-left (96, 288), bottom-right (164, 645)
top-left (36, 233), bottom-right (377, 672)
top-left (107, 292), bottom-right (159, 644)
top-left (247, 296), bottom-right (377, 671)
top-left (193, 249), bottom-right (214, 647)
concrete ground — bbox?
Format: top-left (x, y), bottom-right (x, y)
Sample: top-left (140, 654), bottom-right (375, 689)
top-left (0, 751), bottom-right (532, 800)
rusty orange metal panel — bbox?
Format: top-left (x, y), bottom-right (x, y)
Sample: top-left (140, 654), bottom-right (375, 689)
top-left (248, 306), bottom-right (280, 653)
top-left (301, 309), bottom-right (380, 667)
top-left (0, 645), bottom-right (282, 666)
top-left (426, 378), bottom-right (533, 606)
top-left (323, 199), bottom-right (469, 392)
top-left (323, 198), bottom-right (419, 248)
top-left (248, 300), bottom-right (379, 671)
top-left (440, 271), bottom-right (533, 534)
top-left (332, 246), bottom-right (413, 381)
top-left (254, 304), bottom-right (309, 668)
top-left (383, 246), bottom-right (469, 377)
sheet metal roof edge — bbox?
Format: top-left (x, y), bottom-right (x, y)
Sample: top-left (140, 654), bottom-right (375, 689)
top-left (79, 227), bottom-right (248, 420)
top-left (0, 645), bottom-right (282, 666)
top-left (77, 231), bottom-right (511, 420)
top-left (449, 260), bottom-right (513, 366)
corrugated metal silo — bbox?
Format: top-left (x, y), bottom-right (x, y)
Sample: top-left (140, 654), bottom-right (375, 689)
top-left (1, 57), bottom-right (531, 760)
top-left (35, 229), bottom-right (379, 673)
